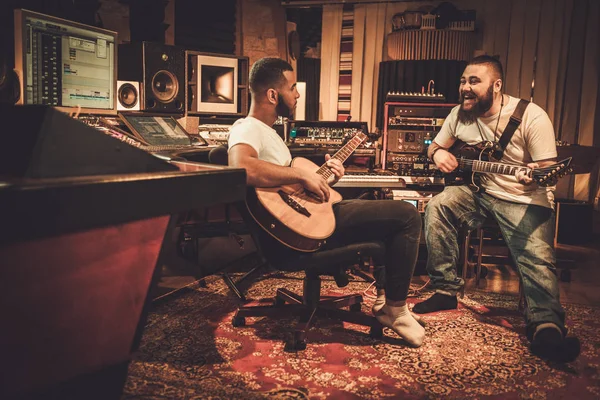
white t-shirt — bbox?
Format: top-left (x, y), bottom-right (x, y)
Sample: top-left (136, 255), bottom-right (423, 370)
top-left (227, 116), bottom-right (292, 166)
top-left (434, 95), bottom-right (557, 208)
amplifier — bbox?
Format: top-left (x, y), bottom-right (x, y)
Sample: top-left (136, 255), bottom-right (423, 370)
top-left (386, 91), bottom-right (446, 103)
top-left (383, 102), bottom-right (455, 171)
top-left (288, 120), bottom-right (371, 148)
top-left (386, 130), bottom-right (436, 153)
top-left (387, 104), bottom-right (455, 119)
top-left (388, 116), bottom-right (446, 127)
top-left (386, 153), bottom-right (440, 177)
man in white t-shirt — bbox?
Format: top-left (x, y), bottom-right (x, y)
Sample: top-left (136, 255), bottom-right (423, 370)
top-left (412, 55), bottom-right (579, 362)
top-left (228, 57), bottom-right (426, 347)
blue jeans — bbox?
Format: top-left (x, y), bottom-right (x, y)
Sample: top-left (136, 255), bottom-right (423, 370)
top-left (424, 185), bottom-right (566, 338)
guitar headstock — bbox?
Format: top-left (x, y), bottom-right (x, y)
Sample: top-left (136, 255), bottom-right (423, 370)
top-left (532, 157), bottom-right (573, 186)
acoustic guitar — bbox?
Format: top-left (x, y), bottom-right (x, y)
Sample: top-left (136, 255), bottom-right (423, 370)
top-left (444, 139), bottom-right (573, 192)
top-left (246, 132), bottom-right (367, 252)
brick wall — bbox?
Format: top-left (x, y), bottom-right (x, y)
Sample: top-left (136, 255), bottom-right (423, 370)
top-left (240, 0), bottom-right (287, 66)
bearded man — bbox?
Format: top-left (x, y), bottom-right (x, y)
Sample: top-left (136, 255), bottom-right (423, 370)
top-left (412, 55), bottom-right (580, 363)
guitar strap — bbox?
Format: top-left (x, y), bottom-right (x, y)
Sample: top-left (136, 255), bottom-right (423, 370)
top-left (492, 98), bottom-right (530, 160)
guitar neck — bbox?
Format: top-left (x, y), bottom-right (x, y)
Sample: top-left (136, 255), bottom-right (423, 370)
top-left (460, 158), bottom-right (530, 177)
top-left (316, 133), bottom-right (366, 180)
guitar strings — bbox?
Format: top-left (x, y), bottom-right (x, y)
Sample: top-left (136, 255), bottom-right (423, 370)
top-left (293, 135), bottom-right (364, 207)
top-left (460, 158), bottom-right (559, 173)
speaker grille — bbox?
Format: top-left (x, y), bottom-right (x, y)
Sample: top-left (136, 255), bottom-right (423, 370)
top-left (151, 70), bottom-right (178, 103)
top-left (118, 82), bottom-right (139, 109)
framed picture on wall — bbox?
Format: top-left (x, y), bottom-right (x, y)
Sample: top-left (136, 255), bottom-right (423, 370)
top-left (191, 54), bottom-right (238, 114)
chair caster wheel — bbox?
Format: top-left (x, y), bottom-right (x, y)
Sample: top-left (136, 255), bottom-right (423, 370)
top-left (286, 335), bottom-right (307, 351)
top-left (560, 269), bottom-right (571, 282)
top-left (293, 339), bottom-right (307, 351)
top-left (274, 296), bottom-right (285, 306)
top-left (369, 325), bottom-right (383, 339)
top-left (232, 315), bottom-right (246, 327)
top-left (349, 303), bottom-right (361, 312)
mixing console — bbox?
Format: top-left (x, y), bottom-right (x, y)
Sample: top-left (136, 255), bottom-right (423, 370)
top-left (198, 124), bottom-right (231, 146)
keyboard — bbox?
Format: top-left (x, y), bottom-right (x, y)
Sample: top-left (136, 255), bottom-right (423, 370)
top-left (141, 144), bottom-right (206, 153)
top-left (334, 172), bottom-right (444, 188)
top-left (335, 171), bottom-right (405, 188)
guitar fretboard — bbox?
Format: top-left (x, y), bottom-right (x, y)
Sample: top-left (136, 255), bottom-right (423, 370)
top-left (317, 133), bottom-right (367, 180)
top-left (462, 159), bottom-right (528, 177)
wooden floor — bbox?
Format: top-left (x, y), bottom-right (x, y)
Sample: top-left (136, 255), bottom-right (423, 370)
top-left (410, 234), bottom-right (600, 307)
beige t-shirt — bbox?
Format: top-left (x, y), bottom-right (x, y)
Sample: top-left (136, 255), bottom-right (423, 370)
top-left (434, 95), bottom-right (557, 208)
top-left (227, 116), bottom-right (292, 166)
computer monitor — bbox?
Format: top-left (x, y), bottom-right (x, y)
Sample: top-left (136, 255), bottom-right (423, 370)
top-left (14, 9), bottom-right (118, 115)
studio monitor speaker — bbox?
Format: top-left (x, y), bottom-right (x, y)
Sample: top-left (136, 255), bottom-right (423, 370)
top-left (118, 42), bottom-right (185, 113)
top-left (117, 80), bottom-right (141, 111)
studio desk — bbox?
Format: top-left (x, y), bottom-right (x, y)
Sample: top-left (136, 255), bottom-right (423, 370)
top-left (0, 106), bottom-right (246, 400)
top-left (0, 164), bottom-right (246, 400)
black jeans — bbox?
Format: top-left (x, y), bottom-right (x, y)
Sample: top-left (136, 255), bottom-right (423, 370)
top-left (260, 199), bottom-right (422, 302)
top-left (326, 199), bottom-right (422, 301)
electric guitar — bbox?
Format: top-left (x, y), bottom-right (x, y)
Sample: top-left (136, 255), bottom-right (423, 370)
top-left (245, 132), bottom-right (367, 252)
top-left (444, 139), bottom-right (573, 192)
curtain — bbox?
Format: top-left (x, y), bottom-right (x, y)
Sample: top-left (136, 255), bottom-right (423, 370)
top-left (478, 0), bottom-right (599, 201)
top-left (297, 56), bottom-right (321, 121)
top-left (319, 4), bottom-right (343, 120)
top-left (320, 0), bottom-right (599, 201)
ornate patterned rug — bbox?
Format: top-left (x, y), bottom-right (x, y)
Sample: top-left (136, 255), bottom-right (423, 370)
top-left (123, 271), bottom-right (600, 399)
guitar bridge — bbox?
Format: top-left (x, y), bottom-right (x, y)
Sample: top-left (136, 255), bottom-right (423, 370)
top-left (278, 190), bottom-right (311, 217)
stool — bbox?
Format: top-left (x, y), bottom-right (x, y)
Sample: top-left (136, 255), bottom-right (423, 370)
top-left (460, 219), bottom-right (525, 312)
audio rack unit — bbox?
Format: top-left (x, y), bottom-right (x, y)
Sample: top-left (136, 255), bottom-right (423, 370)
top-left (288, 120), bottom-right (371, 147)
top-left (385, 91), bottom-right (446, 103)
top-left (382, 101), bottom-right (456, 178)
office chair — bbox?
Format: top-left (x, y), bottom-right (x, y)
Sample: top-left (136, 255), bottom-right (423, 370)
top-left (171, 144), bottom-right (266, 302)
top-left (232, 240), bottom-right (386, 351)
top-left (210, 144), bottom-right (385, 350)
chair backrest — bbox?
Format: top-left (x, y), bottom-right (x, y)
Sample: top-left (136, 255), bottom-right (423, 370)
top-left (208, 144), bottom-right (229, 166)
top-left (206, 143), bottom-right (275, 261)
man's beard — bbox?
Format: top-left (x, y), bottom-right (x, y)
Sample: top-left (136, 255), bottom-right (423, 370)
top-left (457, 84), bottom-right (494, 125)
top-left (275, 93), bottom-right (293, 118)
